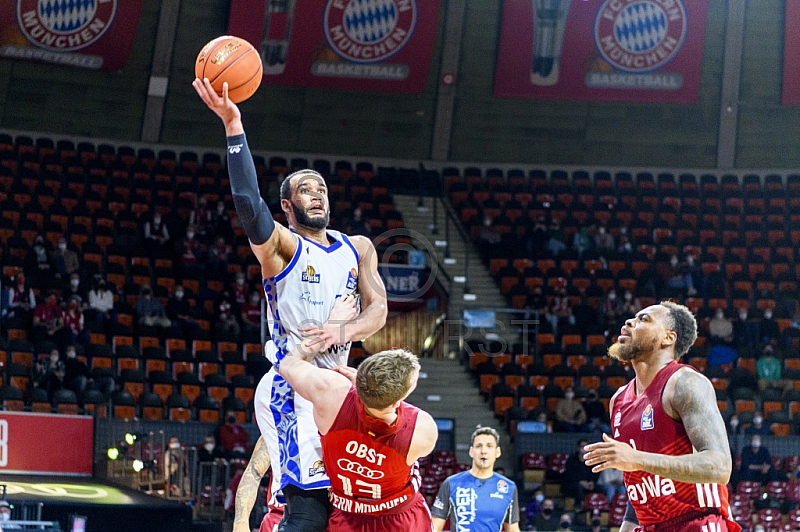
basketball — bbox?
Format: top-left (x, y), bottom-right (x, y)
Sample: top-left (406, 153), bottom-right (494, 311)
top-left (195, 35), bottom-right (262, 104)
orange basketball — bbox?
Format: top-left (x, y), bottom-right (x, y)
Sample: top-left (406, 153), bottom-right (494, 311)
top-left (196, 35), bottom-right (262, 104)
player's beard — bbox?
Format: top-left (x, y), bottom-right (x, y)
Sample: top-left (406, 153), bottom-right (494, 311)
top-left (294, 201), bottom-right (329, 230)
top-left (608, 334), bottom-right (658, 362)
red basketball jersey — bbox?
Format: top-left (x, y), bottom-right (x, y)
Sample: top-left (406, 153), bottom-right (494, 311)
top-left (322, 387), bottom-right (422, 516)
top-left (612, 360), bottom-right (740, 530)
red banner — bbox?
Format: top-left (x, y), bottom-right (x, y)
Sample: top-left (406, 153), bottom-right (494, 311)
top-left (228, 0), bottom-right (441, 93)
top-left (495, 0), bottom-right (708, 103)
top-left (0, 0), bottom-right (143, 71)
top-left (0, 412), bottom-right (93, 476)
top-left (784, 0), bottom-right (800, 104)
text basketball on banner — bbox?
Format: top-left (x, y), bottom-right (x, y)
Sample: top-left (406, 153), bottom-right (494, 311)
top-left (0, 0), bottom-right (144, 71)
top-left (784, 0), bottom-right (800, 105)
top-left (228, 0), bottom-right (441, 93)
top-left (495, 0), bottom-right (708, 103)
top-left (0, 412), bottom-right (93, 476)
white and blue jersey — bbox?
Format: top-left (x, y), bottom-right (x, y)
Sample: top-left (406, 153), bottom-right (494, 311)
top-left (254, 230), bottom-right (360, 496)
top-left (431, 471), bottom-right (520, 532)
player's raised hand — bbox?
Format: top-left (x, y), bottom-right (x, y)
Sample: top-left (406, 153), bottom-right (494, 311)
top-left (192, 78), bottom-right (241, 130)
top-left (583, 433), bottom-right (641, 473)
top-left (299, 294), bottom-right (358, 353)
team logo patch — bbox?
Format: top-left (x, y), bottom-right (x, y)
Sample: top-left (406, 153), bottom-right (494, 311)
top-left (323, 0), bottom-right (417, 64)
top-left (17, 0), bottom-right (117, 52)
top-left (496, 479), bottom-right (509, 494)
top-left (346, 268), bottom-right (358, 291)
top-left (308, 460), bottom-right (326, 477)
top-left (614, 411), bottom-right (621, 427)
top-left (302, 263), bottom-right (320, 283)
top-left (594, 0), bottom-right (687, 73)
top-left (641, 404), bottom-right (654, 430)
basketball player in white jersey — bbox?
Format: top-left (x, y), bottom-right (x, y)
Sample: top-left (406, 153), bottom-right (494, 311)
top-left (193, 78), bottom-right (388, 532)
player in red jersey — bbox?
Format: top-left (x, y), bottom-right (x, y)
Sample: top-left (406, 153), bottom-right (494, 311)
top-left (584, 301), bottom-right (740, 532)
top-left (279, 297), bottom-right (438, 531)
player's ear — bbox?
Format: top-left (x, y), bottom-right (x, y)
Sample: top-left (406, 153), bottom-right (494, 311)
top-left (281, 198), bottom-right (293, 214)
top-left (662, 329), bottom-right (677, 349)
top-left (496, 446), bottom-right (502, 458)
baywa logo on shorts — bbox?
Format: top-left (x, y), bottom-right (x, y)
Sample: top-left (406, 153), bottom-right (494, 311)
top-left (309, 460), bottom-right (326, 477)
top-left (594, 0), bottom-right (687, 73)
top-left (323, 0), bottom-right (417, 64)
top-left (17, 0), bottom-right (118, 52)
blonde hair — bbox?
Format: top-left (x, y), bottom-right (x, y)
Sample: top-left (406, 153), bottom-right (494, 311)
top-left (356, 349), bottom-right (420, 409)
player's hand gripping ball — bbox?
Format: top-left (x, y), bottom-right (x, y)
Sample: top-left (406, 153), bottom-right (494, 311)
top-left (195, 35), bottom-right (262, 103)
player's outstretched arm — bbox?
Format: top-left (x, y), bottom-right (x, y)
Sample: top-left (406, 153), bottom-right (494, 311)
top-left (192, 78), bottom-right (295, 278)
top-left (584, 369), bottom-right (731, 485)
top-left (233, 436), bottom-right (270, 532)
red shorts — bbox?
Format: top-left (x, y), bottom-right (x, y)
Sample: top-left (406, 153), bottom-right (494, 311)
top-left (327, 493), bottom-right (432, 532)
top-left (635, 511), bottom-right (741, 532)
top-left (259, 508), bottom-right (284, 532)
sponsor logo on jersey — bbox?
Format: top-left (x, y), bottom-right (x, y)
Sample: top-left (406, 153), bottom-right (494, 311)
top-left (496, 479), bottom-right (509, 494)
top-left (346, 268), bottom-right (358, 291)
top-left (302, 264), bottom-right (320, 283)
top-left (627, 474), bottom-right (676, 504)
top-left (641, 403), bottom-right (654, 430)
top-left (228, 144), bottom-right (242, 154)
top-left (308, 460), bottom-right (326, 477)
top-left (614, 411), bottom-right (621, 427)
top-left (299, 291), bottom-right (324, 306)
top-left (594, 0), bottom-right (687, 73)
top-left (17, 0), bottom-right (117, 52)
top-left (323, 0), bottom-right (417, 64)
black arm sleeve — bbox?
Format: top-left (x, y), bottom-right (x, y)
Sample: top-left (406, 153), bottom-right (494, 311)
top-left (624, 500), bottom-right (639, 525)
top-left (226, 133), bottom-right (275, 245)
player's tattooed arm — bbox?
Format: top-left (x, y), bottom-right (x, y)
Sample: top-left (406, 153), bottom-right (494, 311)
top-left (233, 437), bottom-right (270, 532)
top-left (640, 369), bottom-right (731, 484)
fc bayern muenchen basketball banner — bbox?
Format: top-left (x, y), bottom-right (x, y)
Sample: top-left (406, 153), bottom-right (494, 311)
top-left (495, 0), bottom-right (708, 103)
top-left (0, 0), bottom-right (144, 71)
top-left (783, 0), bottom-right (800, 104)
top-left (0, 412), bottom-right (93, 476)
top-left (228, 0), bottom-right (441, 93)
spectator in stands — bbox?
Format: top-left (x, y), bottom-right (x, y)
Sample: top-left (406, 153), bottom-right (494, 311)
top-left (479, 215), bottom-right (502, 257)
top-left (240, 291), bottom-right (261, 340)
top-left (225, 459), bottom-right (248, 519)
top-left (528, 285), bottom-right (548, 316)
top-left (733, 308), bottom-right (760, 348)
top-left (63, 296), bottom-right (86, 345)
top-left (555, 512), bottom-right (576, 532)
top-left (531, 498), bottom-right (558, 531)
top-left (344, 207), bottom-right (371, 237)
top-left (744, 413), bottom-right (770, 436)
top-left (601, 290), bottom-right (625, 330)
top-left (25, 234), bottom-right (53, 289)
top-left (597, 467), bottom-right (626, 505)
top-left (526, 215), bottom-right (549, 256)
top-left (143, 212), bottom-right (170, 256)
top-left (63, 272), bottom-right (88, 309)
top-left (32, 291), bottom-right (66, 348)
top-left (0, 499), bottom-right (14, 527)
top-left (616, 232), bottom-right (633, 256)
top-left (593, 226), bottom-right (615, 253)
top-left (684, 254), bottom-right (702, 296)
top-left (5, 272), bottom-right (35, 324)
top-left (52, 236), bottom-right (80, 282)
top-left (135, 284), bottom-right (171, 328)
top-left (87, 278), bottom-right (115, 326)
top-left (63, 344), bottom-right (91, 394)
top-left (756, 344), bottom-right (787, 393)
top-left (230, 272), bottom-right (249, 307)
top-left (709, 308), bottom-right (734, 345)
top-left (555, 387), bottom-right (586, 433)
top-left (176, 225), bottom-right (203, 277)
top-left (214, 292), bottom-right (240, 342)
top-left (165, 436), bottom-right (191, 496)
top-left (561, 439), bottom-right (600, 509)
top-left (758, 308), bottom-right (781, 345)
top-left (664, 254), bottom-right (695, 297)
top-left (620, 289), bottom-right (641, 317)
top-left (707, 341), bottom-right (737, 370)
top-left (572, 226), bottom-right (594, 258)
top-left (547, 220), bottom-right (567, 257)
top-left (739, 435), bottom-right (780, 483)
top-left (523, 489), bottom-right (545, 527)
top-left (34, 348), bottom-right (65, 401)
top-left (217, 410), bottom-right (250, 457)
top-left (549, 287), bottom-right (571, 338)
top-left (189, 196), bottom-right (214, 242)
top-left (207, 236), bottom-right (231, 279)
top-left (582, 389), bottom-right (610, 434)
top-left (166, 285), bottom-right (198, 340)
top-left (212, 200), bottom-right (233, 241)
top-left (197, 435), bottom-right (226, 463)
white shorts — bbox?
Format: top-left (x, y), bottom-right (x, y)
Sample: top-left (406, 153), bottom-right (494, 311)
top-left (255, 368), bottom-right (330, 499)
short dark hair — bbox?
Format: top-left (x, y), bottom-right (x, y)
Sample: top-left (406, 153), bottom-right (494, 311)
top-left (280, 169), bottom-right (325, 201)
top-left (470, 426), bottom-right (500, 446)
top-left (660, 301), bottom-right (697, 359)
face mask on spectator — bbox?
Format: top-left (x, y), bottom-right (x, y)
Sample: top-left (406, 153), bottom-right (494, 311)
top-left (754, 416), bottom-right (763, 425)
top-left (204, 443), bottom-right (214, 452)
top-left (170, 442), bottom-right (180, 450)
top-left (535, 494), bottom-right (544, 502)
top-left (58, 243), bottom-right (67, 251)
top-left (236, 278), bottom-right (245, 285)
top-left (227, 416), bottom-right (236, 424)
top-left (250, 295), bottom-right (259, 304)
top-left (71, 279), bottom-right (79, 287)
top-left (50, 354), bottom-right (59, 363)
top-left (187, 232), bottom-right (195, 239)
top-left (67, 350), bottom-right (76, 359)
top-left (565, 392), bottom-right (574, 399)
top-left (0, 512), bottom-right (9, 522)
top-left (175, 290), bottom-right (184, 299)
